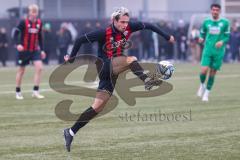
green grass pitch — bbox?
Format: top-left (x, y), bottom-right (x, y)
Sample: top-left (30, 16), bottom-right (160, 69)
top-left (0, 63), bottom-right (239, 160)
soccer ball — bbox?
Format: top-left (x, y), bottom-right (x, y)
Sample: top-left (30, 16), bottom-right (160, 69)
top-left (156, 60), bottom-right (174, 80)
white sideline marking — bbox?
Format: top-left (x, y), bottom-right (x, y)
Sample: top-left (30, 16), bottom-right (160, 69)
top-left (0, 83), bottom-right (99, 95)
top-left (0, 81), bottom-right (98, 88)
top-left (0, 74), bottom-right (239, 95)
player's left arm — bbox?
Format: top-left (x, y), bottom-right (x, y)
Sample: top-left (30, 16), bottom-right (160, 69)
top-left (221, 20), bottom-right (230, 44)
top-left (129, 21), bottom-right (174, 43)
top-left (216, 20), bottom-right (230, 48)
top-left (38, 22), bottom-right (46, 59)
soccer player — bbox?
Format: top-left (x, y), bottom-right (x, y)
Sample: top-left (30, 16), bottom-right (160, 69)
top-left (197, 3), bottom-right (230, 102)
top-left (14, 4), bottom-right (46, 100)
top-left (63, 7), bottom-right (175, 152)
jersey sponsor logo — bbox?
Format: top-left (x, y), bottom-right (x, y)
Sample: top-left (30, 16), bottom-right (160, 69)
top-left (103, 37), bottom-right (132, 52)
top-left (28, 28), bottom-right (39, 34)
top-left (209, 26), bottom-right (220, 35)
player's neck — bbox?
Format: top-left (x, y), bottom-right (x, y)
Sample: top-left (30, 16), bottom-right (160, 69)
top-left (212, 16), bottom-right (220, 21)
top-left (28, 17), bottom-right (37, 22)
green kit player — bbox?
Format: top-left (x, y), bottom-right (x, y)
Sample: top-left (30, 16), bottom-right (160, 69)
top-left (197, 3), bottom-right (230, 102)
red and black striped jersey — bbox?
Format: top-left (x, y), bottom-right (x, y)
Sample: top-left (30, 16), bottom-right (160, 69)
top-left (70, 21), bottom-right (170, 61)
top-left (14, 18), bottom-right (43, 52)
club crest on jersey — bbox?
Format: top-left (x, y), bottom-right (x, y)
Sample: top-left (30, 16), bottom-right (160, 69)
top-left (218, 22), bottom-right (223, 27)
top-left (123, 31), bottom-right (128, 36)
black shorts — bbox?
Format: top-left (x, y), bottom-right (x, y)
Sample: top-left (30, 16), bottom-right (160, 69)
top-left (17, 51), bottom-right (41, 66)
top-left (97, 59), bottom-right (118, 95)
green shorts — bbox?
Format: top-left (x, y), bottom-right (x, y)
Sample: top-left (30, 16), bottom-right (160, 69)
top-left (201, 51), bottom-right (224, 70)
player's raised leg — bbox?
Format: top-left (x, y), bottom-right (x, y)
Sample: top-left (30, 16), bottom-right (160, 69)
top-left (197, 66), bottom-right (208, 97)
top-left (111, 56), bottom-right (161, 90)
top-left (32, 60), bottom-right (44, 99)
top-left (64, 91), bottom-right (110, 152)
top-left (16, 66), bottom-right (25, 100)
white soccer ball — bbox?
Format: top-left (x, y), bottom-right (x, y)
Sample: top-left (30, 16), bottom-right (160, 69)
top-left (156, 60), bottom-right (174, 80)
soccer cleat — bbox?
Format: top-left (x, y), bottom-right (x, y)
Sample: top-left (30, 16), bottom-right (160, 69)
top-left (197, 84), bottom-right (205, 97)
top-left (202, 89), bottom-right (210, 102)
top-left (63, 128), bottom-right (73, 152)
top-left (16, 92), bottom-right (24, 100)
top-left (32, 91), bottom-right (45, 99)
top-left (144, 75), bottom-right (163, 91)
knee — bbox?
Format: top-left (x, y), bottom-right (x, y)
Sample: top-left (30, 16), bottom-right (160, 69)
top-left (36, 65), bottom-right (43, 73)
top-left (92, 104), bottom-right (104, 113)
top-left (210, 70), bottom-right (217, 76)
top-left (18, 67), bottom-right (25, 75)
top-left (127, 56), bottom-right (138, 65)
top-left (92, 100), bottom-right (106, 113)
top-left (201, 68), bottom-right (208, 75)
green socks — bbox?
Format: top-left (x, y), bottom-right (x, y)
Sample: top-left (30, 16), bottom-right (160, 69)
top-left (200, 73), bottom-right (206, 83)
top-left (200, 73), bottom-right (215, 90)
top-left (207, 76), bottom-right (215, 90)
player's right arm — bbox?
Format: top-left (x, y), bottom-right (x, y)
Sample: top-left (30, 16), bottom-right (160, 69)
top-left (64, 29), bottom-right (104, 62)
top-left (13, 20), bottom-right (25, 52)
top-left (199, 20), bottom-right (207, 43)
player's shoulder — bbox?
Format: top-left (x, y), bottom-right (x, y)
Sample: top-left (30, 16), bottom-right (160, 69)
top-left (88, 28), bottom-right (105, 34)
top-left (16, 19), bottom-right (26, 28)
top-left (220, 18), bottom-right (230, 24)
top-left (128, 20), bottom-right (145, 30)
top-left (97, 28), bottom-right (107, 35)
top-left (128, 20), bottom-right (143, 26)
top-left (203, 17), bottom-right (212, 23)
top-left (86, 28), bottom-right (105, 38)
top-left (201, 18), bottom-right (212, 26)
top-left (18, 19), bottom-right (26, 24)
top-left (37, 18), bottom-right (42, 24)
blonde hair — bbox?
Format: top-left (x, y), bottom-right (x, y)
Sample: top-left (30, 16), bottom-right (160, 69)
top-left (28, 4), bottom-right (39, 13)
top-left (111, 7), bottom-right (129, 21)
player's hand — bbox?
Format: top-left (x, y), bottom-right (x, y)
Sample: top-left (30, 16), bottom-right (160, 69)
top-left (41, 51), bottom-right (46, 59)
top-left (17, 44), bottom-right (24, 52)
top-left (169, 35), bottom-right (175, 43)
top-left (64, 55), bottom-right (70, 62)
top-left (215, 41), bottom-right (223, 48)
top-left (198, 38), bottom-right (204, 43)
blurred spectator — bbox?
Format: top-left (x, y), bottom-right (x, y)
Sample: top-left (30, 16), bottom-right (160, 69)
top-left (189, 26), bottom-right (201, 63)
top-left (129, 31), bottom-right (141, 59)
top-left (0, 27), bottom-right (8, 67)
top-left (152, 32), bottom-right (159, 61)
top-left (175, 19), bottom-right (188, 61)
top-left (164, 22), bottom-right (175, 60)
top-left (67, 22), bottom-right (78, 42)
top-left (57, 23), bottom-right (72, 64)
top-left (80, 22), bottom-right (93, 54)
top-left (229, 25), bottom-right (240, 62)
top-left (95, 21), bottom-right (102, 29)
top-left (43, 23), bottom-right (54, 65)
top-left (157, 21), bottom-right (168, 61)
top-left (140, 29), bottom-right (154, 61)
top-left (92, 21), bottom-right (102, 54)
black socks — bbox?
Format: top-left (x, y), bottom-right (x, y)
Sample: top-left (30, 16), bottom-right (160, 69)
top-left (33, 85), bottom-right (39, 91)
top-left (71, 106), bottom-right (98, 134)
top-left (129, 61), bottom-right (148, 82)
